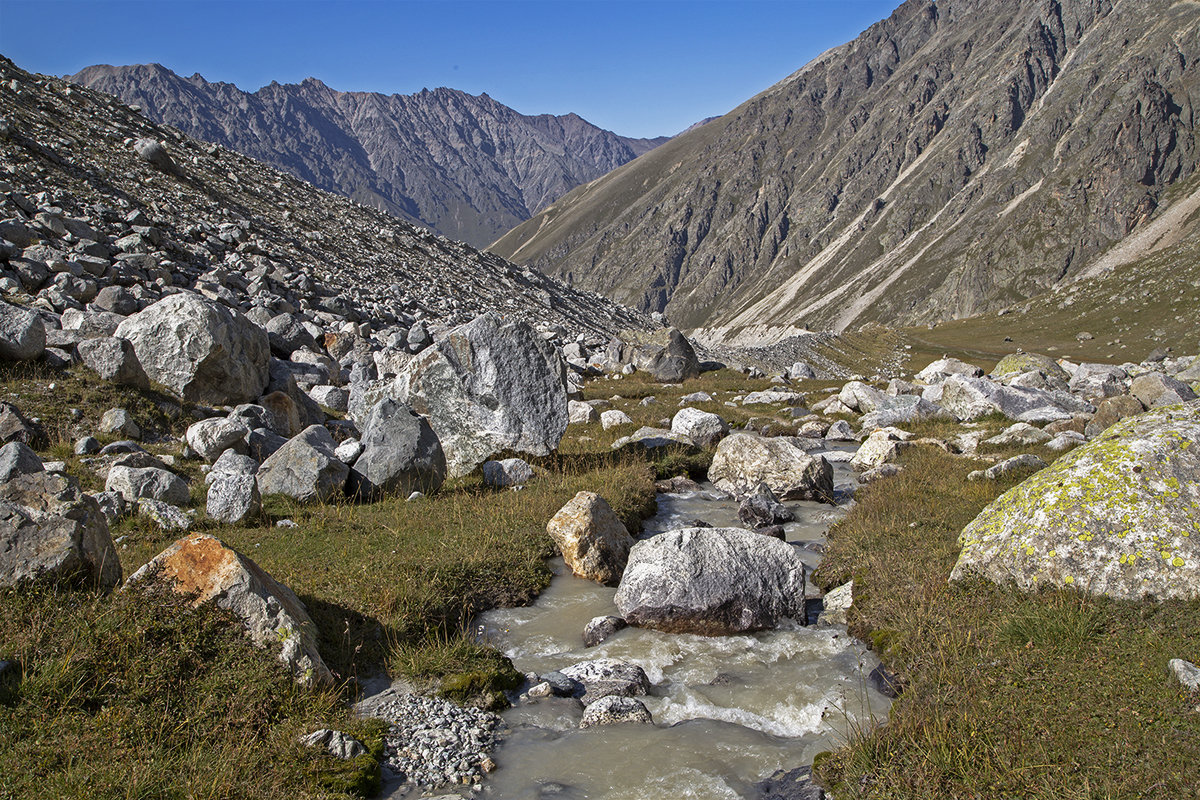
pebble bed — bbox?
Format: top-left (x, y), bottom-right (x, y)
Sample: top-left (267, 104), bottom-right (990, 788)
top-left (371, 692), bottom-right (504, 789)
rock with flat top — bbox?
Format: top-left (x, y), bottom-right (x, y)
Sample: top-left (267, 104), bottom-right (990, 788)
top-left (708, 433), bottom-right (833, 501)
top-left (615, 526), bottom-right (806, 634)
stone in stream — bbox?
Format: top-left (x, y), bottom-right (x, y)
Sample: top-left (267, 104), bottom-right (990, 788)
top-left (951, 401), bottom-right (1200, 601)
top-left (583, 615), bottom-right (628, 648)
top-left (128, 533), bottom-right (333, 687)
top-left (708, 433), bottom-right (833, 502)
top-left (579, 695), bottom-right (653, 728)
top-left (737, 482), bottom-right (794, 530)
top-left (615, 526), bottom-right (806, 635)
top-left (558, 658), bottom-right (650, 705)
top-left (755, 766), bottom-right (826, 800)
top-left (546, 491), bottom-right (634, 585)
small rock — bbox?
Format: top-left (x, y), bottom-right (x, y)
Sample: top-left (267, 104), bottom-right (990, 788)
top-left (579, 695), bottom-right (653, 728)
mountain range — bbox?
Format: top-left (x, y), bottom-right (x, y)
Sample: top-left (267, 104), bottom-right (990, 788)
top-left (70, 63), bottom-right (667, 247)
top-left (492, 0), bottom-right (1199, 344)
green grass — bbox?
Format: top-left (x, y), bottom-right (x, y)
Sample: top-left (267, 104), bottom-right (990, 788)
top-left (811, 445), bottom-right (1200, 799)
top-left (0, 586), bottom-right (376, 800)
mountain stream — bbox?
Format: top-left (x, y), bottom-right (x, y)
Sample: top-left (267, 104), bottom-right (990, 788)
top-left (474, 452), bottom-right (892, 798)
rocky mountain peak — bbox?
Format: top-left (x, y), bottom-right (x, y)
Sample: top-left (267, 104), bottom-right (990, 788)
top-left (70, 63), bottom-right (668, 247)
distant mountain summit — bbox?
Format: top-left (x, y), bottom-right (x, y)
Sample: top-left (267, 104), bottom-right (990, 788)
top-left (492, 0), bottom-right (1199, 343)
top-left (70, 63), bottom-right (667, 246)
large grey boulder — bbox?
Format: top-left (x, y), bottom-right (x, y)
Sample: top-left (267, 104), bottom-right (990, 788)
top-left (568, 400), bottom-right (599, 425)
top-left (634, 328), bottom-right (700, 383)
top-left (1068, 363), bottom-right (1128, 401)
top-left (937, 375), bottom-right (1078, 423)
top-left (347, 399), bottom-right (445, 500)
top-left (128, 533), bottom-right (332, 687)
top-left (114, 293), bottom-right (269, 405)
top-left (615, 526), bottom-right (807, 635)
top-left (671, 407), bottom-right (729, 447)
top-left (256, 424), bottom-right (348, 502)
top-left (992, 352), bottom-right (1069, 384)
top-left (206, 474), bottom-right (261, 525)
top-left (186, 417), bottom-right (251, 463)
top-left (546, 491), bottom-right (634, 585)
top-left (76, 336), bottom-right (150, 387)
top-left (1, 471), bottom-right (121, 589)
top-left (708, 433), bottom-right (833, 501)
top-left (951, 401), bottom-right (1200, 601)
top-left (0, 300), bottom-right (46, 361)
top-left (390, 314), bottom-right (568, 477)
top-left (105, 465), bottom-right (190, 506)
top-left (1085, 394), bottom-right (1145, 438)
top-left (737, 482), bottom-right (794, 530)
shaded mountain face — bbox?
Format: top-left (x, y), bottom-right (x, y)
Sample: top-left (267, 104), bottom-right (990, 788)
top-left (69, 64), bottom-right (667, 247)
top-left (492, 0), bottom-right (1200, 343)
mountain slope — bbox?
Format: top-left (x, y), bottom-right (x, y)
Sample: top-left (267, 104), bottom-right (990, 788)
top-left (69, 63), bottom-right (667, 247)
top-left (0, 56), bottom-right (647, 339)
top-left (492, 0), bottom-right (1200, 342)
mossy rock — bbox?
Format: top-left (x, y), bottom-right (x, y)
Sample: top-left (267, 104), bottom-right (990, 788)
top-left (951, 400), bottom-right (1200, 600)
top-left (992, 352), bottom-right (1069, 382)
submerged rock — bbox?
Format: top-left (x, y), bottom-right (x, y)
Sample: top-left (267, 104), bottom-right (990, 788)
top-left (951, 401), bottom-right (1200, 601)
top-left (615, 526), bottom-right (806, 634)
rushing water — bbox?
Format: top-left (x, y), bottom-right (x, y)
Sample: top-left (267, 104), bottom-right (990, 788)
top-left (475, 449), bottom-right (891, 799)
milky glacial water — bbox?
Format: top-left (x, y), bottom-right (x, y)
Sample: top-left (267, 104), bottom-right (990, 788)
top-left (475, 450), bottom-right (891, 799)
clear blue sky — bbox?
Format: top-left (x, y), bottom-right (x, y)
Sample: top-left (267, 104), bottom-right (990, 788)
top-left (0, 0), bottom-right (900, 139)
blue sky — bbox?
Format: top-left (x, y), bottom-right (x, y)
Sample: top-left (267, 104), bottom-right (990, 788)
top-left (0, 0), bottom-right (900, 138)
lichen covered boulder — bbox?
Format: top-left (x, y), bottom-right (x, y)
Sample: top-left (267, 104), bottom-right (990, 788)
top-left (128, 533), bottom-right (333, 687)
top-left (951, 401), bottom-right (1200, 601)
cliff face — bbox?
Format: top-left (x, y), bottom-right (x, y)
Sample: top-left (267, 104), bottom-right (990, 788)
top-left (70, 64), bottom-right (667, 247)
top-left (492, 0), bottom-right (1200, 341)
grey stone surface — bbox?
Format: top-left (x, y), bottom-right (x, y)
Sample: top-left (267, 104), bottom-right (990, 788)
top-left (0, 300), bottom-right (46, 361)
top-left (1, 471), bottom-right (121, 589)
top-left (615, 526), bottom-right (806, 634)
top-left (391, 314), bottom-right (568, 477)
top-left (708, 433), bottom-right (833, 501)
top-left (206, 473), bottom-right (262, 524)
top-left (559, 658), bottom-right (650, 705)
top-left (76, 336), bottom-right (150, 387)
top-left (482, 457), bottom-right (534, 488)
top-left (0, 441), bottom-right (43, 483)
top-left (671, 407), bottom-right (729, 447)
top-left (347, 398), bottom-right (445, 500)
top-left (105, 464), bottom-right (190, 505)
top-left (579, 695), bottom-right (653, 728)
top-left (186, 417), bottom-right (251, 463)
top-left (256, 424), bottom-right (348, 502)
top-left (114, 293), bottom-right (270, 405)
